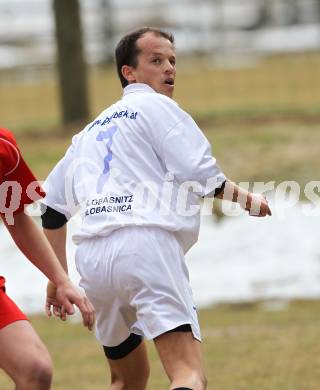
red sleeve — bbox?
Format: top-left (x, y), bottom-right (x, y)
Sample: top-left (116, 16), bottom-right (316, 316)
top-left (0, 132), bottom-right (19, 182)
top-left (0, 128), bottom-right (45, 216)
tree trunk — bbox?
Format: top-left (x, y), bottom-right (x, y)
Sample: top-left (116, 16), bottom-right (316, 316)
top-left (286, 0), bottom-right (299, 25)
top-left (53, 0), bottom-right (89, 125)
top-left (101, 0), bottom-right (114, 64)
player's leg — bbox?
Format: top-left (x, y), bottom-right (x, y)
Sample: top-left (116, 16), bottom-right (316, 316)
top-left (154, 325), bottom-right (207, 390)
top-left (118, 227), bottom-right (206, 389)
top-left (0, 286), bottom-right (52, 390)
top-left (103, 334), bottom-right (150, 390)
top-left (0, 321), bottom-right (52, 390)
top-left (75, 233), bottom-right (151, 389)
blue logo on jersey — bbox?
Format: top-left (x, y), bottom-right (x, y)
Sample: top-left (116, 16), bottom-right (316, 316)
top-left (96, 125), bottom-right (117, 193)
top-left (88, 110), bottom-right (138, 131)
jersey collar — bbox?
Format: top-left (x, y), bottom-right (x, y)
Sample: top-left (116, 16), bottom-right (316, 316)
top-left (123, 83), bottom-right (156, 96)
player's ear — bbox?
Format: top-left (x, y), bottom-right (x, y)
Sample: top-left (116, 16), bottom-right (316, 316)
top-left (121, 65), bottom-right (136, 84)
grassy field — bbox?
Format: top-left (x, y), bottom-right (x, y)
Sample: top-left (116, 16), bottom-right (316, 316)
top-left (1, 52), bottom-right (320, 131)
top-left (1, 300), bottom-right (320, 389)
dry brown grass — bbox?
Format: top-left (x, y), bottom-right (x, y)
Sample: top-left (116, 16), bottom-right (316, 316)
top-left (1, 301), bottom-right (320, 389)
top-left (1, 52), bottom-right (320, 132)
top-left (1, 52), bottom-right (318, 186)
top-left (205, 119), bottom-right (320, 187)
top-left (175, 52), bottom-right (320, 117)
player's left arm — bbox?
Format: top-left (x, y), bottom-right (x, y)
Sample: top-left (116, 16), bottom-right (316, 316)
top-left (160, 114), bottom-right (226, 194)
top-left (215, 180), bottom-right (272, 217)
top-left (160, 114), bottom-right (271, 217)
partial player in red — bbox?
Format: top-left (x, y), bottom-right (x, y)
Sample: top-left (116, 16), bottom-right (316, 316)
top-left (0, 128), bottom-right (95, 390)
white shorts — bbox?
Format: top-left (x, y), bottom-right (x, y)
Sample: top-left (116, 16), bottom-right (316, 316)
top-left (75, 226), bottom-right (201, 347)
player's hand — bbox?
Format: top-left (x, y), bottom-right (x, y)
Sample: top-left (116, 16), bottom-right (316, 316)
top-left (46, 280), bottom-right (95, 331)
top-left (46, 281), bottom-right (66, 320)
top-left (245, 193), bottom-right (272, 217)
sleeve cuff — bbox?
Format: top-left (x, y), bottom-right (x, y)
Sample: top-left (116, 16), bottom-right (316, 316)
top-left (213, 180), bottom-right (227, 197)
top-left (40, 204), bottom-right (68, 229)
top-left (203, 174), bottom-right (227, 198)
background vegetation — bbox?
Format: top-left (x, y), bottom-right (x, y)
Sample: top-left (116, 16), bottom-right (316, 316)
top-left (1, 52), bottom-right (319, 188)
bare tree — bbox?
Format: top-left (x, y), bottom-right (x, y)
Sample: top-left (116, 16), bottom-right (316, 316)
top-left (53, 0), bottom-right (89, 125)
top-left (245, 0), bottom-right (271, 30)
top-left (285, 0), bottom-right (300, 25)
top-left (101, 0), bottom-right (114, 64)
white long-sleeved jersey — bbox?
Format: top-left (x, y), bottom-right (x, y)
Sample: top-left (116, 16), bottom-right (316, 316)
top-left (43, 83), bottom-right (226, 253)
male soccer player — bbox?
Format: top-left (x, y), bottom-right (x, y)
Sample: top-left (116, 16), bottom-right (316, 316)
top-left (41, 27), bottom-right (271, 390)
top-left (0, 127), bottom-right (95, 389)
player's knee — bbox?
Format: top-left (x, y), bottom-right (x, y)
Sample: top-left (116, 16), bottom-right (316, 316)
top-left (33, 364), bottom-right (52, 389)
top-left (30, 358), bottom-right (52, 388)
top-left (111, 364), bottom-right (149, 390)
top-left (193, 370), bottom-right (207, 390)
top-left (201, 373), bottom-right (208, 389)
top-left (17, 354), bottom-right (53, 389)
top-left (141, 361), bottom-right (150, 386)
top-left (35, 358), bottom-right (53, 388)
top-left (177, 370), bottom-right (207, 390)
top-left (128, 363), bottom-right (150, 388)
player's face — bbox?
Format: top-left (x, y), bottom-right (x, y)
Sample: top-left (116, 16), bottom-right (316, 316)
top-left (126, 32), bottom-right (176, 98)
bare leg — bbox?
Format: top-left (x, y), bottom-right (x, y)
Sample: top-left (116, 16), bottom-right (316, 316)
top-left (154, 331), bottom-right (207, 390)
top-left (106, 340), bottom-right (150, 390)
top-left (0, 320), bottom-right (52, 390)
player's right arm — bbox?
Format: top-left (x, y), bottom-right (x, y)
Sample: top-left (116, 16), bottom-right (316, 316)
top-left (41, 197), bottom-right (94, 326)
top-left (41, 196), bottom-right (69, 317)
top-left (42, 223), bottom-right (69, 319)
top-left (3, 211), bottom-right (95, 329)
top-left (40, 134), bottom-right (94, 324)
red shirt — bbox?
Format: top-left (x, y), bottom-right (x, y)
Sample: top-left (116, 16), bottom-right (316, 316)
top-left (0, 128), bottom-right (44, 216)
top-left (0, 128), bottom-right (45, 289)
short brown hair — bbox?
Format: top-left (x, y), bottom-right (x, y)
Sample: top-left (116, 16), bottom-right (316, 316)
top-left (115, 27), bottom-right (175, 88)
